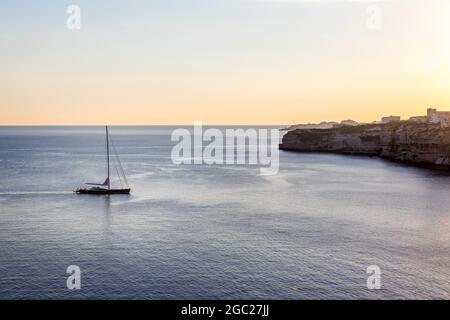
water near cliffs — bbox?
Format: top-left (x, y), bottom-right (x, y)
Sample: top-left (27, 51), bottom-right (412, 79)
top-left (1, 126), bottom-right (450, 299)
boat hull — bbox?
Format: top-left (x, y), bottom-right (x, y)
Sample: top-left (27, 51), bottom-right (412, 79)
top-left (75, 188), bottom-right (131, 195)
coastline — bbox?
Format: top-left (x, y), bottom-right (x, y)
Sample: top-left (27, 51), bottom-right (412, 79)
top-left (279, 122), bottom-right (450, 172)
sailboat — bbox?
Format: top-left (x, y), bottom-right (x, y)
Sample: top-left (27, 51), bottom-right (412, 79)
top-left (75, 126), bottom-right (131, 195)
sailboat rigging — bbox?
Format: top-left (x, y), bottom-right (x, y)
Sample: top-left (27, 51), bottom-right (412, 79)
top-left (75, 126), bottom-right (131, 195)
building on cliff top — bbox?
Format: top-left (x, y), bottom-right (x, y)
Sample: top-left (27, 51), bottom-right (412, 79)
top-left (406, 108), bottom-right (450, 127)
top-left (381, 115), bottom-right (401, 124)
top-left (340, 120), bottom-right (359, 126)
top-left (427, 108), bottom-right (450, 127)
top-left (409, 116), bottom-right (427, 123)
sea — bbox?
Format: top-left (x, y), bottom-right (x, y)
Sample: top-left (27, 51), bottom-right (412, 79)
top-left (0, 126), bottom-right (449, 299)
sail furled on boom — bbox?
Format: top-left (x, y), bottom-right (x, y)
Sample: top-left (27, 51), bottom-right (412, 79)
top-left (85, 178), bottom-right (109, 187)
top-left (86, 177), bottom-right (109, 186)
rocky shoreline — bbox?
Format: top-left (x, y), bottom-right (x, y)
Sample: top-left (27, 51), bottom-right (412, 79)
top-left (279, 122), bottom-right (450, 170)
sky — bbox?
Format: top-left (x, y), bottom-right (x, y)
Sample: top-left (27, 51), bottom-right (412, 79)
top-left (0, 0), bottom-right (450, 125)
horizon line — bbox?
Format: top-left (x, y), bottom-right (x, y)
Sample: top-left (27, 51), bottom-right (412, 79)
top-left (0, 123), bottom-right (288, 127)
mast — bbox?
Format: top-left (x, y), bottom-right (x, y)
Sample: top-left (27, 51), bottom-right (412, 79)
top-left (106, 126), bottom-right (111, 190)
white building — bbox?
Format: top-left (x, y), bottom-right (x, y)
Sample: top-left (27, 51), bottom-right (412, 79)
top-left (409, 116), bottom-right (427, 124)
top-left (381, 115), bottom-right (401, 124)
top-left (427, 108), bottom-right (450, 127)
top-left (340, 120), bottom-right (359, 126)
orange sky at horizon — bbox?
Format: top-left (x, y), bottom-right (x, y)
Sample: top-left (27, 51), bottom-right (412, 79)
top-left (1, 0), bottom-right (450, 125)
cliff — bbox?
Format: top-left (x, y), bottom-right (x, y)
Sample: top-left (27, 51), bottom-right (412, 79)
top-left (280, 124), bottom-right (382, 155)
top-left (280, 122), bottom-right (450, 169)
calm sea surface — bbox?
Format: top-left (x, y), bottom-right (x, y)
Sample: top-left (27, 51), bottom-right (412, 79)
top-left (0, 126), bottom-right (449, 299)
